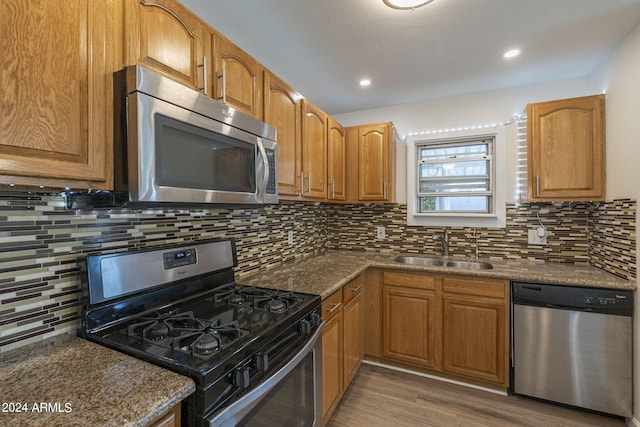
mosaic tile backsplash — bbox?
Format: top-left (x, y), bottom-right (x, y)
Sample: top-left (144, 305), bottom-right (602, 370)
top-left (0, 188), bottom-right (636, 352)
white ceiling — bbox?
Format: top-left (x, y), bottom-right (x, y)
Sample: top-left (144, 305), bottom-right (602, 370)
top-left (181, 0), bottom-right (640, 115)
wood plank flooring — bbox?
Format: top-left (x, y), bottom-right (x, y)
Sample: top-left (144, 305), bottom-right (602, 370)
top-left (327, 363), bottom-right (626, 427)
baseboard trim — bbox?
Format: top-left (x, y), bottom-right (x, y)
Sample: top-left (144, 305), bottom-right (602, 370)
top-left (361, 359), bottom-right (508, 396)
top-left (626, 416), bottom-right (640, 426)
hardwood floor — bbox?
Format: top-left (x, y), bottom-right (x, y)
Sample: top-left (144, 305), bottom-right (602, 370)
top-left (327, 363), bottom-right (626, 427)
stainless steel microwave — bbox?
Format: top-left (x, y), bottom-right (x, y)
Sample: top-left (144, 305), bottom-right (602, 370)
top-left (113, 65), bottom-right (278, 206)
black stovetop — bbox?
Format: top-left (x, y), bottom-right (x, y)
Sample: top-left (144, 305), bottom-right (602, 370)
top-left (86, 281), bottom-right (320, 382)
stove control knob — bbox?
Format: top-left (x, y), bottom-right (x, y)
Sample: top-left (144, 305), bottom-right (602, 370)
top-left (255, 354), bottom-right (269, 372)
top-left (299, 319), bottom-right (311, 335)
top-left (311, 312), bottom-right (321, 327)
top-left (234, 367), bottom-right (251, 389)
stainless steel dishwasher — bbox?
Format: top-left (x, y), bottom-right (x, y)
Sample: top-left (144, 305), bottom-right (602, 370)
top-left (511, 281), bottom-right (633, 417)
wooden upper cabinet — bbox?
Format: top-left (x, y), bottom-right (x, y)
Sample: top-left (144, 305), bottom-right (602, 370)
top-left (346, 122), bottom-right (396, 202)
top-left (125, 0), bottom-right (205, 92)
top-left (0, 0), bottom-right (113, 189)
top-left (527, 94), bottom-right (605, 201)
top-left (359, 123), bottom-right (392, 201)
top-left (263, 71), bottom-right (302, 197)
top-left (301, 100), bottom-right (328, 199)
top-left (327, 117), bottom-right (346, 201)
top-left (214, 35), bottom-right (263, 119)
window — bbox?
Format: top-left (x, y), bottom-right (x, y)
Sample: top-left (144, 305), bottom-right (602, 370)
top-left (417, 137), bottom-right (494, 214)
top-left (406, 128), bottom-right (506, 228)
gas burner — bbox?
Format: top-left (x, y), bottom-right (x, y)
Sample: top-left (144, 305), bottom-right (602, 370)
top-left (214, 286), bottom-right (271, 306)
top-left (228, 293), bottom-right (245, 304)
top-left (267, 298), bottom-right (287, 313)
top-left (171, 320), bottom-right (247, 357)
top-left (254, 292), bottom-right (303, 313)
top-left (125, 310), bottom-right (198, 341)
top-left (193, 333), bottom-right (220, 355)
top-left (147, 322), bottom-right (170, 340)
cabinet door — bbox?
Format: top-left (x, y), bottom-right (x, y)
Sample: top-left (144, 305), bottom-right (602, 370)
top-left (322, 309), bottom-right (343, 425)
top-left (527, 94), bottom-right (605, 201)
top-left (442, 295), bottom-right (505, 384)
top-left (149, 403), bottom-right (181, 427)
top-left (0, 0), bottom-right (113, 189)
top-left (358, 123), bottom-right (391, 201)
top-left (215, 36), bottom-right (263, 119)
top-left (327, 117), bottom-right (346, 201)
top-left (301, 100), bottom-right (328, 199)
top-left (263, 72), bottom-right (301, 197)
top-left (127, 0), bottom-right (205, 92)
top-left (382, 286), bottom-right (436, 368)
top-left (343, 289), bottom-right (363, 388)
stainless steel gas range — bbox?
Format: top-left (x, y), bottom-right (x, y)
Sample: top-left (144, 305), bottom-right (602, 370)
top-left (80, 238), bottom-right (323, 426)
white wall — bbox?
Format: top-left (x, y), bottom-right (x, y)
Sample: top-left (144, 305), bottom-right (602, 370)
top-left (589, 22), bottom-right (640, 427)
top-left (334, 77), bottom-right (593, 204)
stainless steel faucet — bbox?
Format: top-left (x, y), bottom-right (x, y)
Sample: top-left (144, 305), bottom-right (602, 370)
top-left (432, 230), bottom-right (449, 256)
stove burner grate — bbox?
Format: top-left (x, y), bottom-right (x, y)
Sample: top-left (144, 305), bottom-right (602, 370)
top-left (172, 320), bottom-right (246, 356)
top-left (125, 310), bottom-right (200, 342)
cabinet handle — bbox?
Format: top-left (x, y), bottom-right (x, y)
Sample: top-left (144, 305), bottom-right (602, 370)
top-left (383, 181), bottom-right (387, 200)
top-left (535, 176), bottom-right (540, 197)
top-left (298, 173), bottom-right (304, 196)
top-left (326, 302), bottom-right (341, 313)
top-left (198, 56), bottom-right (208, 95)
top-left (331, 180), bottom-right (335, 199)
top-left (307, 174), bottom-right (312, 195)
top-left (351, 284), bottom-right (362, 293)
top-left (217, 68), bottom-right (227, 104)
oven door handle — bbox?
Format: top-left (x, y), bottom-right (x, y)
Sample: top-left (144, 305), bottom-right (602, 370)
top-left (206, 321), bottom-right (325, 427)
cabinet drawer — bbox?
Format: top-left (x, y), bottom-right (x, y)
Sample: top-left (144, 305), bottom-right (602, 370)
top-left (322, 290), bottom-right (343, 320)
top-left (343, 276), bottom-right (362, 303)
top-left (383, 271), bottom-right (436, 290)
top-left (442, 276), bottom-right (506, 299)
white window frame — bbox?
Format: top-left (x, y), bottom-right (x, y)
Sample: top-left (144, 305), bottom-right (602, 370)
top-left (406, 127), bottom-right (506, 228)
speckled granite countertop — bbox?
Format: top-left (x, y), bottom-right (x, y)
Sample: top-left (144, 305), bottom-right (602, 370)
top-left (0, 334), bottom-right (194, 427)
top-left (239, 251), bottom-right (635, 299)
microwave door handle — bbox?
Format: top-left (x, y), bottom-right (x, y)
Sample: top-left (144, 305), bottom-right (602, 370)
top-left (257, 140), bottom-right (269, 202)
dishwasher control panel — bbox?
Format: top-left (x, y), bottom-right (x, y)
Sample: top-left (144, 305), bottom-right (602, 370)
top-left (578, 291), bottom-right (629, 307)
top-left (512, 282), bottom-right (633, 316)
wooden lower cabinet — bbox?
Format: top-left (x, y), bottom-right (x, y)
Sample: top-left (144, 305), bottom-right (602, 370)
top-left (149, 403), bottom-right (181, 427)
top-left (322, 290), bottom-right (343, 425)
top-left (322, 275), bottom-right (363, 425)
top-left (382, 286), bottom-right (436, 368)
top-left (441, 276), bottom-right (508, 385)
top-left (379, 270), bottom-right (509, 388)
top-left (342, 276), bottom-right (363, 387)
top-left (442, 295), bottom-right (505, 384)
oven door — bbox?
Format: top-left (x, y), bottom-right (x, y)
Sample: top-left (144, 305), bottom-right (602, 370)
top-left (206, 323), bottom-right (324, 427)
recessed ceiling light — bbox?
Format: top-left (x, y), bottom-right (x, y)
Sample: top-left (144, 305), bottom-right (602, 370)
top-left (503, 48), bottom-right (521, 59)
top-left (359, 79), bottom-right (371, 87)
top-left (383, 0), bottom-right (435, 10)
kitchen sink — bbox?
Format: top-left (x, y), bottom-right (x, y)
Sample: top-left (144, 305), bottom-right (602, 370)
top-left (444, 260), bottom-right (493, 270)
top-left (393, 255), bottom-right (493, 270)
top-left (393, 256), bottom-right (444, 266)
